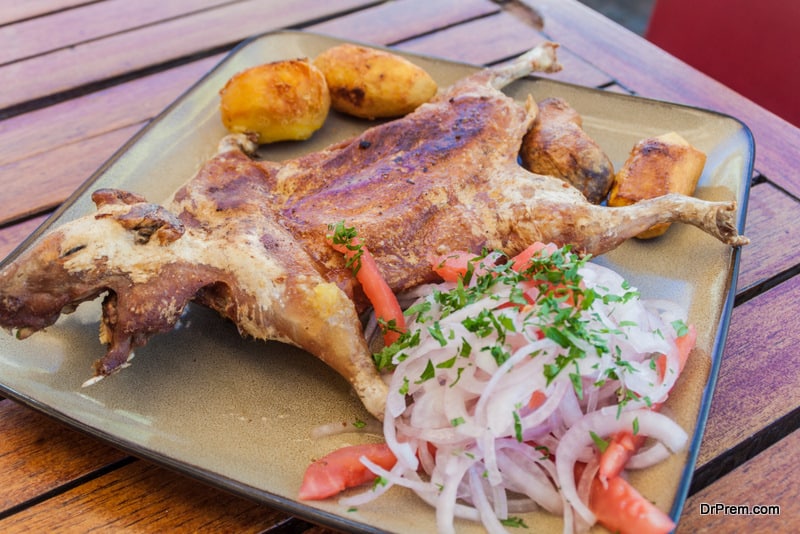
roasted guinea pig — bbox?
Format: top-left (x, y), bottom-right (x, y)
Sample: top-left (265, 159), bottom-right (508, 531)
top-left (0, 43), bottom-right (747, 420)
top-left (520, 97), bottom-right (615, 204)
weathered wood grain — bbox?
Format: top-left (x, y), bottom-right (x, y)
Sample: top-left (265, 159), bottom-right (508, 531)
top-left (695, 272), bottom-right (800, 469)
top-left (397, 10), bottom-right (611, 87)
top-left (0, 457), bottom-right (291, 532)
top-left (679, 429), bottom-right (800, 533)
top-left (310, 0), bottom-right (500, 44)
top-left (0, 0), bottom-right (95, 26)
top-left (0, 215), bottom-right (47, 260)
top-left (0, 55), bottom-right (220, 168)
top-left (735, 182), bottom-right (800, 295)
top-left (0, 125), bottom-right (142, 225)
top-left (0, 0), bottom-right (379, 111)
top-left (0, 0), bottom-right (233, 65)
top-left (0, 399), bottom-right (127, 513)
top-left (0, 56), bottom-right (221, 225)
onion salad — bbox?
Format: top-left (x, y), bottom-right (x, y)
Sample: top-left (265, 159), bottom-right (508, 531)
top-left (341, 243), bottom-right (692, 533)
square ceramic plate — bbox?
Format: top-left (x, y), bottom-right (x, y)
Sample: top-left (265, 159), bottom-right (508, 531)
top-left (0, 31), bottom-right (752, 532)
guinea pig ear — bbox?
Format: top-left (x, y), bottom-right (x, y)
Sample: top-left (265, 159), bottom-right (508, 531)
top-left (96, 202), bottom-right (185, 245)
top-left (91, 188), bottom-right (149, 208)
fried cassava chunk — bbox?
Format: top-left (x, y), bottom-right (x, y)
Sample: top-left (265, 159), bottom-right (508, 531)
top-left (608, 131), bottom-right (707, 239)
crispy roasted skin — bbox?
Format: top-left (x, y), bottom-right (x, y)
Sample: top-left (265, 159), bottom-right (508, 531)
top-left (0, 43), bottom-right (747, 420)
top-left (520, 97), bottom-right (615, 204)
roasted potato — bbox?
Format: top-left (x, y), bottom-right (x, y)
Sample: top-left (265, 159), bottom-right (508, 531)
top-left (520, 97), bottom-right (615, 204)
top-left (219, 58), bottom-right (330, 144)
top-left (313, 43), bottom-right (437, 119)
top-left (608, 131), bottom-right (707, 239)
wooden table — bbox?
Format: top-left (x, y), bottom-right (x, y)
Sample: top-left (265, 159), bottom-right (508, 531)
top-left (1, 1), bottom-right (798, 532)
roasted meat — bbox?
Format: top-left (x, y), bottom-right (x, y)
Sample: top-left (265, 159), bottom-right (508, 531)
top-left (0, 42), bottom-right (747, 420)
top-left (520, 97), bottom-right (615, 203)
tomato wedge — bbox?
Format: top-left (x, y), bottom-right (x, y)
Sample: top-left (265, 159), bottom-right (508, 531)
top-left (590, 475), bottom-right (675, 534)
top-left (298, 443), bottom-right (397, 500)
top-left (328, 227), bottom-right (405, 346)
top-left (599, 324), bottom-right (696, 480)
top-left (431, 251), bottom-right (480, 282)
top-left (510, 241), bottom-right (558, 272)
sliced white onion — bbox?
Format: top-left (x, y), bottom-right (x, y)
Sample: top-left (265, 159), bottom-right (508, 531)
top-left (495, 447), bottom-right (562, 515)
top-left (555, 407), bottom-right (688, 525)
top-left (363, 252), bottom-right (694, 534)
top-left (626, 441), bottom-right (672, 469)
top-left (309, 418), bottom-right (382, 439)
top-left (468, 466), bottom-right (508, 534)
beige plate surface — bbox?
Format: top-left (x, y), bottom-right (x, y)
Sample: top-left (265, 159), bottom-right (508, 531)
top-left (0, 31), bottom-right (752, 533)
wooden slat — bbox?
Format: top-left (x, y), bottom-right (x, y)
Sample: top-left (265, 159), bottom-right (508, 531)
top-left (0, 0), bottom-right (378, 110)
top-left (0, 399), bottom-right (127, 512)
top-left (309, 0), bottom-right (500, 44)
top-left (0, 124), bottom-right (143, 224)
top-left (526, 0), bottom-right (800, 198)
top-left (679, 430), bottom-right (799, 532)
top-left (0, 215), bottom-right (47, 260)
top-left (0, 53), bottom-right (212, 166)
top-left (0, 55), bottom-right (221, 225)
top-left (735, 182), bottom-right (800, 294)
top-left (0, 0), bottom-right (234, 65)
top-left (0, 458), bottom-right (292, 532)
top-left (397, 11), bottom-right (611, 87)
top-left (694, 273), bottom-right (800, 469)
top-left (0, 0), bottom-right (95, 26)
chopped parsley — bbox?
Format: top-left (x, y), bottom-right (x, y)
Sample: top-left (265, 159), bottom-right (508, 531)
top-left (513, 409), bottom-right (523, 442)
top-left (416, 359), bottom-right (436, 383)
top-left (672, 319), bottom-right (689, 337)
top-left (371, 243), bottom-right (682, 448)
top-left (590, 430), bottom-right (609, 452)
top-left (327, 221), bottom-right (364, 275)
top-left (501, 516), bottom-right (529, 528)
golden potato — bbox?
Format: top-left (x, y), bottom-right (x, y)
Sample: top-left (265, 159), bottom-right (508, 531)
top-left (313, 43), bottom-right (437, 119)
top-left (219, 58), bottom-right (330, 144)
top-left (608, 132), bottom-right (707, 239)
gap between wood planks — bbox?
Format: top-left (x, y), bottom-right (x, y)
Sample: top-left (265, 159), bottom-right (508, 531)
top-left (0, 1), bottom-right (384, 121)
top-left (690, 407), bottom-right (800, 495)
top-left (0, 451), bottom-right (136, 522)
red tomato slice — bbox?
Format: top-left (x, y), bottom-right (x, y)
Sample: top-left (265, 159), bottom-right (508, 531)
top-left (599, 324), bottom-right (697, 480)
top-left (590, 475), bottom-right (675, 534)
top-left (431, 251), bottom-right (480, 282)
top-left (330, 236), bottom-right (405, 346)
top-left (298, 443), bottom-right (397, 500)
